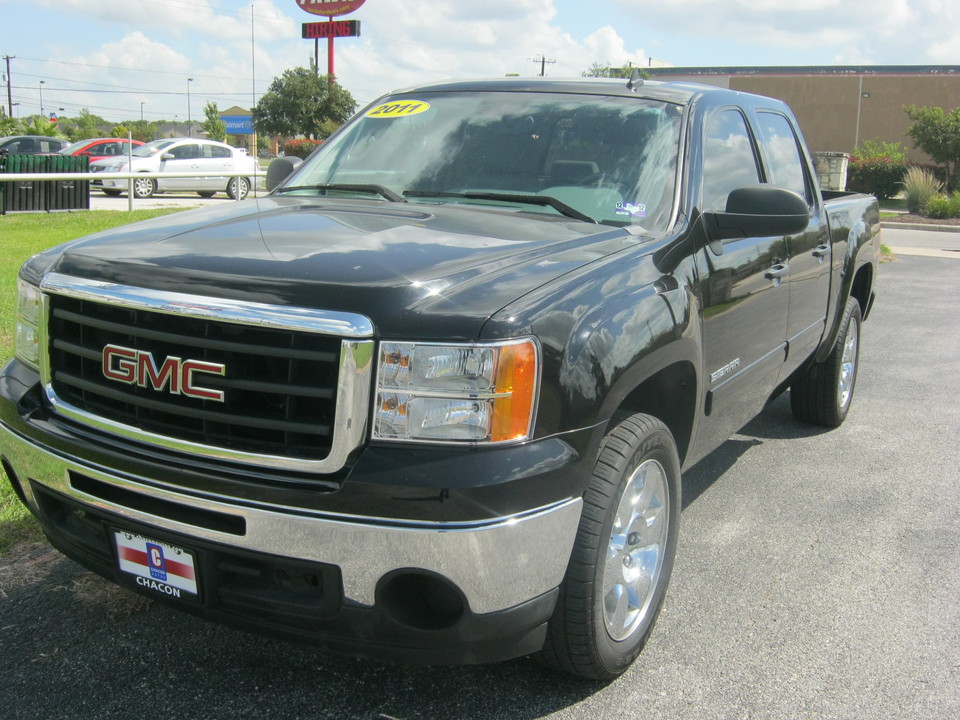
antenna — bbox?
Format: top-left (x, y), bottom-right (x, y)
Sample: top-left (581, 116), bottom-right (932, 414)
top-left (627, 68), bottom-right (644, 93)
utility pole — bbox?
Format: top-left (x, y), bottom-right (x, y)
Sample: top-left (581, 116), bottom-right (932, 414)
top-left (4, 55), bottom-right (14, 117)
top-left (532, 54), bottom-right (556, 77)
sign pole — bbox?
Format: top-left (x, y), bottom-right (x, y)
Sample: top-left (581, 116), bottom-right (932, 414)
top-left (328, 15), bottom-right (335, 81)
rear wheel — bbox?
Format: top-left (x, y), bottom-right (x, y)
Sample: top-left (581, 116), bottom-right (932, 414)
top-left (791, 296), bottom-right (861, 427)
top-left (227, 176), bottom-right (250, 200)
top-left (540, 413), bottom-right (681, 680)
top-left (197, 191), bottom-right (216, 198)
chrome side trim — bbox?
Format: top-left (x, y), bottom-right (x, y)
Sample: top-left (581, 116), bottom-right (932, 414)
top-left (37, 273), bottom-right (375, 473)
top-left (0, 427), bottom-right (583, 614)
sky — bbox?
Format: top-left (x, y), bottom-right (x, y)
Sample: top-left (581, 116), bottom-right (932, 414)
top-left (1, 0), bottom-right (958, 125)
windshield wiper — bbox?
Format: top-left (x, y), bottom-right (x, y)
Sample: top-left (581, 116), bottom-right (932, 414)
top-left (275, 183), bottom-right (404, 202)
top-left (404, 190), bottom-right (597, 224)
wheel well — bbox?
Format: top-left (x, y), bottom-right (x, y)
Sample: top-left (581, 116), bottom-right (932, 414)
top-left (850, 263), bottom-right (874, 319)
top-left (611, 361), bottom-right (697, 465)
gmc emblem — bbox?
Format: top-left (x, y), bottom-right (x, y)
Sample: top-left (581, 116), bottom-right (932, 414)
top-left (102, 344), bottom-right (226, 402)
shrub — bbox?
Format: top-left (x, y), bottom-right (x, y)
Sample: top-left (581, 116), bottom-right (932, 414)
top-left (922, 191), bottom-right (960, 219)
top-left (847, 156), bottom-right (907, 200)
top-left (283, 138), bottom-right (323, 159)
top-left (901, 166), bottom-right (943, 214)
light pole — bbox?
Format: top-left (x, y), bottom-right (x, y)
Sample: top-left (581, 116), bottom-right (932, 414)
top-left (140, 101), bottom-right (146, 123)
top-left (39, 80), bottom-right (45, 117)
top-left (187, 77), bottom-right (194, 137)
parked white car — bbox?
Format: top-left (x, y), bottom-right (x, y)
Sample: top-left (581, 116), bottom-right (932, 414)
top-left (90, 138), bottom-right (260, 200)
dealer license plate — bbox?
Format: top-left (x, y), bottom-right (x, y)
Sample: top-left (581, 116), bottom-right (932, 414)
top-left (114, 530), bottom-right (199, 600)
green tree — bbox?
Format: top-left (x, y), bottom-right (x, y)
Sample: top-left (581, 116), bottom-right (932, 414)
top-left (904, 105), bottom-right (960, 191)
top-left (111, 123), bottom-right (130, 139)
top-left (62, 108), bottom-right (109, 141)
top-left (201, 101), bottom-right (227, 142)
top-left (0, 114), bottom-right (18, 136)
top-left (582, 62), bottom-right (650, 80)
top-left (18, 115), bottom-right (64, 137)
top-left (252, 67), bottom-right (356, 139)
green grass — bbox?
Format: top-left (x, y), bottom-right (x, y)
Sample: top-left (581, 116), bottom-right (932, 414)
top-left (0, 208), bottom-right (186, 554)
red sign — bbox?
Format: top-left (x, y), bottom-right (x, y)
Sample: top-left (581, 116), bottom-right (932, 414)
top-left (302, 20), bottom-right (360, 39)
top-left (297, 0), bottom-right (366, 17)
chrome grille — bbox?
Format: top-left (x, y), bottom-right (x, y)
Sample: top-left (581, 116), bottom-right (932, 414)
top-left (39, 274), bottom-right (374, 473)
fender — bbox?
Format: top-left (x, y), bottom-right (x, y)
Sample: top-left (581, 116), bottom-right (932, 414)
top-left (815, 207), bottom-right (880, 364)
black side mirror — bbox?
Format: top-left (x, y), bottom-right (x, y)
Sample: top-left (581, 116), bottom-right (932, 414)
top-left (702, 185), bottom-right (810, 251)
top-left (266, 157), bottom-right (303, 192)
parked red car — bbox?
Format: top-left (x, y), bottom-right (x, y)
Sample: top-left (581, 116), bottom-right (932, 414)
top-left (59, 138), bottom-right (145, 163)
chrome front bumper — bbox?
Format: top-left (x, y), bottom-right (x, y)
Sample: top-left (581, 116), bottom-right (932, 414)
top-left (1, 423), bottom-right (582, 615)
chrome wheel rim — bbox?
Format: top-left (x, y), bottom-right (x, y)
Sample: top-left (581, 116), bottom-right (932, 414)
top-left (838, 316), bottom-right (859, 409)
top-left (133, 177), bottom-right (152, 197)
top-left (231, 177), bottom-right (248, 199)
top-left (602, 458), bottom-right (670, 641)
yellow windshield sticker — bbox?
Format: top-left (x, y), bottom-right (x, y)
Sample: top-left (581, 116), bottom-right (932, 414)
top-left (365, 100), bottom-right (431, 119)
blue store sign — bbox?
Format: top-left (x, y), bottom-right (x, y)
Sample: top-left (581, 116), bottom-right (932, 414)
top-left (222, 115), bottom-right (254, 134)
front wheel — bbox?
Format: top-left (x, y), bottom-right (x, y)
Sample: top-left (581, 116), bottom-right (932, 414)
top-left (132, 175), bottom-right (156, 199)
top-left (791, 296), bottom-right (862, 427)
top-left (101, 189), bottom-right (122, 197)
top-left (227, 176), bottom-right (250, 200)
top-left (540, 413), bottom-right (681, 680)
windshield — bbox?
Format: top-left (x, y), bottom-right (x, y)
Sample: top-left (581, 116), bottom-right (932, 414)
top-left (133, 139), bottom-right (177, 158)
top-left (60, 140), bottom-right (91, 155)
top-left (287, 91), bottom-right (683, 229)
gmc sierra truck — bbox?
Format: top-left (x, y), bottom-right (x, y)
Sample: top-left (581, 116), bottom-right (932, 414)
top-left (0, 78), bottom-right (879, 680)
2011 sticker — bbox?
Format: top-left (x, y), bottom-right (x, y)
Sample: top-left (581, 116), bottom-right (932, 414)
top-left (365, 100), bottom-right (431, 119)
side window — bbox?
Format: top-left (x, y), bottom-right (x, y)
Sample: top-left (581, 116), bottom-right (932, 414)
top-left (756, 112), bottom-right (811, 203)
top-left (205, 145), bottom-right (232, 159)
top-left (702, 110), bottom-right (761, 212)
top-left (169, 144), bottom-right (200, 160)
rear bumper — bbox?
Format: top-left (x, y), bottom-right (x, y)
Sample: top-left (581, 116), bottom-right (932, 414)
top-left (0, 416), bottom-right (582, 663)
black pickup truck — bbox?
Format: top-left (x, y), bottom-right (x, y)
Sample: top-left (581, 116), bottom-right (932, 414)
top-left (0, 78), bottom-right (879, 680)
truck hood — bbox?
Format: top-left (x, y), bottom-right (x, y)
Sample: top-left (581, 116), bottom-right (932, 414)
top-left (36, 195), bottom-right (643, 339)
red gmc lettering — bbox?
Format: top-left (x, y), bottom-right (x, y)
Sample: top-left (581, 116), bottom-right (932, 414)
top-left (102, 344), bottom-right (225, 402)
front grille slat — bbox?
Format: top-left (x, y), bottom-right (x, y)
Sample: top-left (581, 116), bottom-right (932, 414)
top-left (46, 292), bottom-right (345, 464)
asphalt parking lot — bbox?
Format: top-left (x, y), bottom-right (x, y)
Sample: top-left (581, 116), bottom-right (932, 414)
top-left (0, 226), bottom-right (958, 720)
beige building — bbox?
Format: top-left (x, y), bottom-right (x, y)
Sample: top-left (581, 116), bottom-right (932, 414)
top-left (646, 65), bottom-right (960, 164)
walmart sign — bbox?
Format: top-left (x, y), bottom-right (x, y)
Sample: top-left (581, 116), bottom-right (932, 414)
top-left (222, 115), bottom-right (254, 134)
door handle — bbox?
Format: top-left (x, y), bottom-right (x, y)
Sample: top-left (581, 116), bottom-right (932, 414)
top-left (765, 263), bottom-right (789, 280)
top-left (813, 244), bottom-right (831, 258)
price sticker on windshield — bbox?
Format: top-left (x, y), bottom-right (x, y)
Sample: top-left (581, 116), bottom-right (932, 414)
top-left (365, 100), bottom-right (431, 119)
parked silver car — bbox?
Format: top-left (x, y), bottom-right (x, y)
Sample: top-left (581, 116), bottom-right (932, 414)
top-left (90, 138), bottom-right (259, 199)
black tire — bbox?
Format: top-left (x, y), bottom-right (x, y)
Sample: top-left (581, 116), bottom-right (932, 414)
top-left (227, 176), bottom-right (250, 200)
top-left (132, 175), bottom-right (156, 199)
top-left (540, 413), bottom-right (681, 680)
top-left (197, 191), bottom-right (216, 198)
top-left (791, 296), bottom-right (862, 427)
top-left (101, 189), bottom-right (122, 197)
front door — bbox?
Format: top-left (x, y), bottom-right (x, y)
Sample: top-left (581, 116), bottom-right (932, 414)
top-left (159, 143), bottom-right (203, 192)
top-left (696, 108), bottom-right (790, 450)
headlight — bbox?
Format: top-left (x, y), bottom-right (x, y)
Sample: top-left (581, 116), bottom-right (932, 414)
top-left (15, 278), bottom-right (42, 370)
top-left (374, 339), bottom-right (539, 444)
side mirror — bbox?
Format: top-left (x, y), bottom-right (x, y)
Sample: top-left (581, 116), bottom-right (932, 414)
top-left (266, 156), bottom-right (303, 192)
top-left (161, 153), bottom-right (175, 161)
top-left (702, 185), bottom-right (810, 251)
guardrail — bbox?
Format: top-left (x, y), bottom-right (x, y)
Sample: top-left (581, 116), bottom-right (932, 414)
top-left (0, 169), bottom-right (263, 213)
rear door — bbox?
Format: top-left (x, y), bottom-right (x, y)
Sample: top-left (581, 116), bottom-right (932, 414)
top-left (696, 108), bottom-right (790, 448)
top-left (753, 111), bottom-right (831, 379)
top-left (199, 143), bottom-right (235, 192)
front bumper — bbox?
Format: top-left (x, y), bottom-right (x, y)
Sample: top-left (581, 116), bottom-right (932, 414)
top-left (1, 410), bottom-right (583, 663)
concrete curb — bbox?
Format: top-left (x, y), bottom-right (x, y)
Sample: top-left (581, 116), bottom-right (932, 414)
top-left (881, 221), bottom-right (960, 233)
